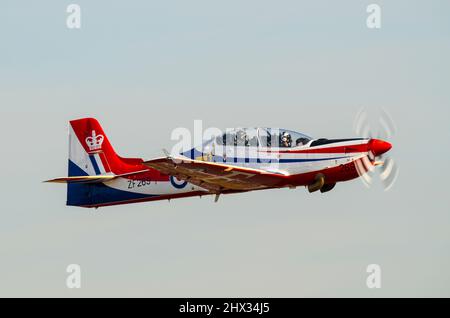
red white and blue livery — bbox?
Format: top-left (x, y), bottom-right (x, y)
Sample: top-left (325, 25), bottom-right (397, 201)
top-left (46, 118), bottom-right (392, 208)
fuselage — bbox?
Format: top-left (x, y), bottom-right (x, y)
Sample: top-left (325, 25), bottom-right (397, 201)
top-left (57, 118), bottom-right (392, 208)
top-left (82, 137), bottom-right (381, 207)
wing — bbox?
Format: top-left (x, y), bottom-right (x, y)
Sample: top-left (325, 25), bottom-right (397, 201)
top-left (143, 156), bottom-right (289, 193)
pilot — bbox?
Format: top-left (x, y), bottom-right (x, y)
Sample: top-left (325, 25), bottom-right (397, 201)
top-left (296, 137), bottom-right (309, 146)
top-left (235, 130), bottom-right (247, 146)
top-left (280, 131), bottom-right (292, 147)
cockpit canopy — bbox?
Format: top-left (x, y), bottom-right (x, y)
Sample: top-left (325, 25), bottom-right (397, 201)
top-left (212, 127), bottom-right (312, 148)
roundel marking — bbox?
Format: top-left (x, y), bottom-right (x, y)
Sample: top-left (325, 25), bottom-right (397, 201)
top-left (170, 176), bottom-right (187, 189)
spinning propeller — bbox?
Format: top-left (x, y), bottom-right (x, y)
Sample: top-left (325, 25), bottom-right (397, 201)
top-left (353, 108), bottom-right (399, 191)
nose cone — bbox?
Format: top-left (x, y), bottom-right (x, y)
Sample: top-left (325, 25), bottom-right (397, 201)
top-left (369, 139), bottom-right (392, 156)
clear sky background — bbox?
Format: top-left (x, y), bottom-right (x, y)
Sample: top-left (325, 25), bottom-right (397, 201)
top-left (0, 0), bottom-right (449, 297)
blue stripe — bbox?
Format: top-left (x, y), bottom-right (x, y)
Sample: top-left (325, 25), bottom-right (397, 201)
top-left (210, 155), bottom-right (347, 164)
top-left (182, 147), bottom-right (349, 163)
top-left (89, 155), bottom-right (101, 175)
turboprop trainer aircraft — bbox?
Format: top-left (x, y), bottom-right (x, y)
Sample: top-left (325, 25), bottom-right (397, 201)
top-left (45, 118), bottom-right (392, 208)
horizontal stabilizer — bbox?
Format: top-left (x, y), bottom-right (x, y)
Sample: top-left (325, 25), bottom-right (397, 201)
top-left (44, 175), bottom-right (116, 184)
top-left (44, 169), bottom-right (150, 184)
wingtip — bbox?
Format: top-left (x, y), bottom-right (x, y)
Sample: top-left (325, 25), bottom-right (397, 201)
top-left (43, 178), bottom-right (64, 184)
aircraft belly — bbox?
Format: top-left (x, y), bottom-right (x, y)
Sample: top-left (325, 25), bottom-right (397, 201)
top-left (104, 178), bottom-right (206, 195)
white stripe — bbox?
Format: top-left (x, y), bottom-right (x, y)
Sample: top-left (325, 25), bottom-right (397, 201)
top-left (94, 153), bottom-right (106, 174)
top-left (106, 179), bottom-right (205, 195)
top-left (69, 125), bottom-right (96, 176)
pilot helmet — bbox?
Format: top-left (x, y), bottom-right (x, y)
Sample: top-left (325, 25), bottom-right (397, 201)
top-left (281, 131), bottom-right (292, 146)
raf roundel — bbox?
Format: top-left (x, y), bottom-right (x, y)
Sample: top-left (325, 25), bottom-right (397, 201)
top-left (170, 176), bottom-right (188, 189)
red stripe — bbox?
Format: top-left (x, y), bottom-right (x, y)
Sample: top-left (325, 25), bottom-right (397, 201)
top-left (259, 143), bottom-right (369, 154)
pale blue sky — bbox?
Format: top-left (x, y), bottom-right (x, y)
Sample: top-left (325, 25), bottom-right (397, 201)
top-left (0, 0), bottom-right (449, 296)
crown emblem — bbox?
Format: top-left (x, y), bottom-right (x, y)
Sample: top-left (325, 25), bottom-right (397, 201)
top-left (85, 130), bottom-right (104, 151)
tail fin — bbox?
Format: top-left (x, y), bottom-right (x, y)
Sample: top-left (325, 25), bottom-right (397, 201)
top-left (68, 118), bottom-right (143, 177)
top-left (66, 118), bottom-right (144, 207)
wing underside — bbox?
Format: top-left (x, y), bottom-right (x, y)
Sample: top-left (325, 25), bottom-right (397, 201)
top-left (144, 156), bottom-right (288, 193)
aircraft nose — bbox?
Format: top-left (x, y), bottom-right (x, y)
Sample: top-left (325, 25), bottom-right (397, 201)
top-left (369, 139), bottom-right (392, 156)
